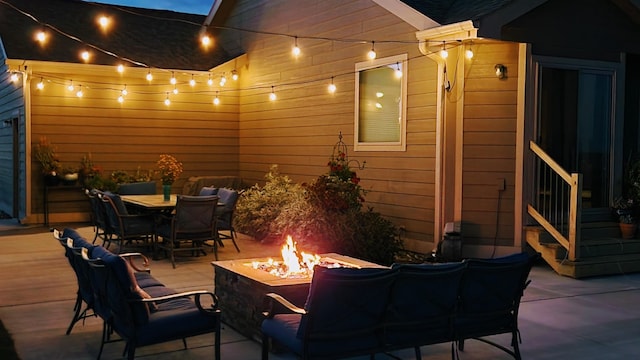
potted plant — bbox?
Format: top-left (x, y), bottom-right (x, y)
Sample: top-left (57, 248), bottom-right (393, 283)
top-left (33, 136), bottom-right (62, 186)
top-left (156, 154), bottom-right (183, 201)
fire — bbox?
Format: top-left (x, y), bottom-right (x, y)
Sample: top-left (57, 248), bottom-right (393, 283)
top-left (251, 235), bottom-right (321, 278)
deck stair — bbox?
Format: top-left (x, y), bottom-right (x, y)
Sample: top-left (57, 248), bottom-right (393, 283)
top-left (525, 222), bottom-right (640, 278)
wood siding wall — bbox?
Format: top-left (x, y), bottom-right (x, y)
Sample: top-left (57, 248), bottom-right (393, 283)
top-left (461, 42), bottom-right (519, 248)
top-left (218, 0), bottom-right (439, 249)
top-left (0, 58), bottom-right (26, 220)
top-left (25, 62), bottom-right (240, 223)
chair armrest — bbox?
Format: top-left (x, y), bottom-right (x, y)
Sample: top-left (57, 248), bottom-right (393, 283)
top-left (130, 290), bottom-right (220, 315)
top-left (262, 292), bottom-right (306, 319)
top-left (120, 252), bottom-right (151, 273)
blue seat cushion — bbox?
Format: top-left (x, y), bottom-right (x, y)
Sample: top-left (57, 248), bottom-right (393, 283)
top-left (199, 186), bottom-right (218, 196)
top-left (262, 314), bottom-right (303, 354)
top-left (103, 191), bottom-right (129, 215)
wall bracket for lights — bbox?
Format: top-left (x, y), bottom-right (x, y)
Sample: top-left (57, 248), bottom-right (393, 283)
top-left (494, 64), bottom-right (507, 79)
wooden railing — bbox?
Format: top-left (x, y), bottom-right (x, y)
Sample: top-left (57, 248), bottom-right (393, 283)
top-left (528, 141), bottom-right (582, 261)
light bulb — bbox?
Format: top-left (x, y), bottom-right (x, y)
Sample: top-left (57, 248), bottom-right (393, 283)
top-left (201, 34), bottom-right (211, 47)
top-left (117, 64), bottom-right (125, 73)
top-left (98, 15), bottom-right (110, 30)
top-left (173, 86), bottom-right (179, 95)
top-left (35, 30), bottom-right (46, 44)
top-left (117, 95), bottom-right (124, 103)
top-left (292, 37), bottom-right (301, 57)
top-left (67, 81), bottom-right (74, 91)
top-left (36, 79), bottom-right (44, 90)
top-left (189, 76), bottom-right (196, 87)
top-left (10, 72), bottom-right (19, 83)
top-left (269, 87), bottom-right (276, 101)
top-left (394, 62), bottom-right (402, 78)
top-left (81, 50), bottom-right (90, 62)
top-left (146, 71), bottom-right (153, 81)
top-left (440, 42), bottom-right (448, 59)
top-left (219, 75), bottom-right (226, 87)
top-left (465, 48), bottom-right (474, 59)
top-left (213, 93), bottom-right (220, 105)
top-left (164, 93), bottom-right (171, 106)
top-left (121, 86), bottom-right (128, 96)
top-left (76, 86), bottom-right (83, 98)
top-left (207, 75), bottom-right (213, 86)
top-left (170, 72), bottom-right (177, 85)
top-left (231, 70), bottom-right (238, 81)
top-left (328, 77), bottom-right (336, 93)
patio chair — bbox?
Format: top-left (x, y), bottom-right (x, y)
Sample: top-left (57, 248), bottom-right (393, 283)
top-left (101, 192), bottom-right (156, 253)
top-left (85, 189), bottom-right (112, 245)
top-left (455, 252), bottom-right (539, 360)
top-left (155, 195), bottom-right (219, 268)
top-left (213, 188), bottom-right (240, 259)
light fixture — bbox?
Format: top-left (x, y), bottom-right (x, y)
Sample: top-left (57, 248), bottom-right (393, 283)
top-left (117, 64), bottom-right (125, 73)
top-left (201, 34), bottom-right (212, 47)
top-left (465, 48), bottom-right (474, 59)
top-left (164, 92), bottom-right (171, 106)
top-left (146, 70), bottom-right (153, 81)
top-left (76, 85), bottom-right (83, 98)
top-left (207, 74), bottom-right (213, 86)
top-left (35, 30), bottom-right (47, 44)
top-left (269, 86), bottom-right (277, 101)
top-left (36, 78), bottom-right (44, 90)
top-left (439, 42), bottom-right (448, 59)
top-left (328, 77), bottom-right (337, 93)
top-left (170, 72), bottom-right (177, 85)
top-left (292, 36), bottom-right (301, 57)
top-left (117, 95), bottom-right (124, 103)
top-left (97, 15), bottom-right (110, 31)
top-left (189, 75), bottom-right (196, 87)
top-left (495, 64), bottom-right (507, 79)
top-left (231, 70), bottom-right (238, 81)
top-left (67, 80), bottom-right (74, 91)
top-left (213, 91), bottom-right (220, 105)
top-left (80, 50), bottom-right (91, 62)
top-left (121, 85), bottom-right (128, 96)
top-left (173, 85), bottom-right (179, 95)
top-left (367, 41), bottom-right (376, 60)
top-left (10, 72), bottom-right (19, 83)
top-left (219, 74), bottom-right (227, 87)
top-left (394, 62), bottom-right (402, 78)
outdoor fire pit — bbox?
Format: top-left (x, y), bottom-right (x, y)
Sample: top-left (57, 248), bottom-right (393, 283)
top-left (211, 237), bottom-right (385, 340)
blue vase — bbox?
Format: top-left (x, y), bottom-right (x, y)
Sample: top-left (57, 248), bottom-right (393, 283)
top-left (163, 184), bottom-right (171, 201)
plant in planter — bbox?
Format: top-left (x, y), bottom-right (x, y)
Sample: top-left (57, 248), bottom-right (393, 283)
top-left (33, 136), bottom-right (62, 186)
top-left (613, 196), bottom-right (637, 239)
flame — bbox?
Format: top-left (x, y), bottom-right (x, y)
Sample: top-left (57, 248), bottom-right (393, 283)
top-left (250, 235), bottom-right (321, 278)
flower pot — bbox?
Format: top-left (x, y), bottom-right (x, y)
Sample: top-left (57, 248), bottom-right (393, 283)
top-left (619, 222), bottom-right (637, 239)
top-left (62, 172), bottom-right (78, 186)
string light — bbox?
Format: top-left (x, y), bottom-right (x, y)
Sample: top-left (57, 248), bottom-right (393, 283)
top-left (213, 91), bottom-right (220, 105)
top-left (80, 50), bottom-right (91, 62)
top-left (67, 80), bottom-right (74, 91)
top-left (146, 71), bottom-right (153, 81)
top-left (117, 95), bottom-right (124, 103)
top-left (189, 75), bottom-right (196, 87)
top-left (367, 41), bottom-right (376, 60)
top-left (169, 72), bottom-right (177, 85)
top-left (164, 92), bottom-right (171, 106)
top-left (219, 74), bottom-right (227, 87)
top-left (465, 48), bottom-right (474, 59)
top-left (292, 36), bottom-right (301, 57)
top-left (207, 74), bottom-right (213, 86)
top-left (394, 62), bottom-right (402, 78)
top-left (121, 85), bottom-right (128, 96)
top-left (76, 85), bottom-right (83, 98)
top-left (269, 86), bottom-right (276, 101)
top-left (328, 77), bottom-right (336, 93)
top-left (117, 64), bottom-right (125, 73)
top-left (10, 72), bottom-right (19, 83)
top-left (172, 85), bottom-right (179, 94)
top-left (201, 34), bottom-right (212, 47)
top-left (440, 42), bottom-right (448, 59)
top-left (35, 30), bottom-right (46, 44)
top-left (36, 78), bottom-right (44, 90)
top-left (231, 70), bottom-right (238, 81)
top-left (97, 15), bottom-right (110, 31)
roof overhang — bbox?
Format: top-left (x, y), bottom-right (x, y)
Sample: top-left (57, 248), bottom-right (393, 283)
top-left (415, 20), bottom-right (478, 56)
top-left (372, 0), bottom-right (440, 30)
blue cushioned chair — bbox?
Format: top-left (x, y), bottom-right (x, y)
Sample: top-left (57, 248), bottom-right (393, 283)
top-left (261, 266), bottom-right (396, 359)
top-left (101, 192), bottom-right (156, 253)
top-left (213, 188), bottom-right (240, 259)
top-left (198, 186), bottom-right (218, 196)
top-left (117, 181), bottom-right (157, 195)
top-left (455, 252), bottom-right (538, 360)
top-left (85, 189), bottom-right (113, 245)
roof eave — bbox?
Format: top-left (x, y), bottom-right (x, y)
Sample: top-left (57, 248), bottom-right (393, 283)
top-left (415, 20), bottom-right (478, 55)
top-left (373, 0), bottom-right (440, 30)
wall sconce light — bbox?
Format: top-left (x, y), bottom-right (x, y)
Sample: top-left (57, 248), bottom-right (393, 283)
top-left (495, 64), bottom-right (507, 79)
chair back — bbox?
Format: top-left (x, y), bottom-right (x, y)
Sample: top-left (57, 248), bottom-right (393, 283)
top-left (198, 186), bottom-right (218, 196)
top-left (456, 252), bottom-right (537, 339)
top-left (86, 189), bottom-right (109, 233)
top-left (101, 192), bottom-right (128, 233)
top-left (215, 188), bottom-right (239, 229)
top-left (117, 181), bottom-right (157, 195)
top-left (57, 228), bottom-right (96, 308)
top-left (387, 262), bottom-right (467, 347)
top-left (173, 195), bottom-right (219, 237)
top-left (298, 266), bottom-right (395, 358)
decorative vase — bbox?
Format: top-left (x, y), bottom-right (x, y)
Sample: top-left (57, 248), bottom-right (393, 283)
top-left (619, 222), bottom-right (637, 239)
top-left (163, 184), bottom-right (171, 201)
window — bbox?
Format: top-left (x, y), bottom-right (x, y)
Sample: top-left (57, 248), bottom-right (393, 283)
top-left (354, 54), bottom-right (407, 151)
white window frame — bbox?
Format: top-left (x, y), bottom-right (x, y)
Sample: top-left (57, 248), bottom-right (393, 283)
top-left (354, 53), bottom-right (407, 152)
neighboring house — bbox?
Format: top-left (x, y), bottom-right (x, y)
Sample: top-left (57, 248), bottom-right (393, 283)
top-left (2, 0), bottom-right (640, 276)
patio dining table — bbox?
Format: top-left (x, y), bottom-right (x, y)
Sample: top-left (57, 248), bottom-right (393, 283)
top-left (121, 194), bottom-right (225, 213)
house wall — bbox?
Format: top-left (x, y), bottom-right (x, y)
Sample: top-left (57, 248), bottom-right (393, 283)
top-left (217, 0), bottom-right (439, 251)
top-left (21, 61), bottom-right (240, 224)
top-left (0, 58), bottom-right (26, 220)
top-left (459, 41), bottom-right (520, 253)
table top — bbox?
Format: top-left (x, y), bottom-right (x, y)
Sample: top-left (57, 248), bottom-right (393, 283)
top-left (121, 194), bottom-right (225, 210)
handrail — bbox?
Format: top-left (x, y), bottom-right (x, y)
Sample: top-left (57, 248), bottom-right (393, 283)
top-left (528, 141), bottom-right (582, 261)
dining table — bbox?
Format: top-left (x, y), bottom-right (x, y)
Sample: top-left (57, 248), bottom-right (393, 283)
top-left (120, 194), bottom-right (225, 213)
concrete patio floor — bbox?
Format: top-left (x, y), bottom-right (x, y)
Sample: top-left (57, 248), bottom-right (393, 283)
top-left (1, 223), bottom-right (640, 359)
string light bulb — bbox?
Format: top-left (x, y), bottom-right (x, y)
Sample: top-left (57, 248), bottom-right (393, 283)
top-left (121, 85), bottom-right (128, 96)
top-left (36, 78), bottom-right (44, 90)
top-left (117, 64), bottom-right (125, 73)
top-left (97, 15), bottom-right (110, 31)
top-left (35, 30), bottom-right (46, 44)
top-left (117, 95), bottom-right (124, 103)
top-left (164, 93), bottom-right (171, 106)
top-left (76, 85), bottom-right (83, 98)
top-left (80, 50), bottom-right (91, 62)
top-left (213, 91), bottom-right (220, 105)
top-left (269, 86), bottom-right (277, 101)
top-left (10, 72), bottom-right (19, 83)
top-left (394, 62), bottom-right (402, 78)
top-left (207, 74), bottom-right (213, 86)
top-left (146, 71), bottom-right (153, 81)
top-left (440, 42), bottom-right (448, 59)
top-left (170, 72), bottom-right (177, 85)
top-left (67, 80), bottom-right (74, 91)
top-left (201, 34), bottom-right (212, 47)
top-left (219, 74), bottom-right (227, 87)
top-left (292, 36), bottom-right (301, 57)
top-left (189, 75), bottom-right (196, 87)
top-left (172, 85), bottom-right (179, 95)
top-left (328, 77), bottom-right (337, 93)
top-left (231, 70), bottom-right (238, 81)
top-left (465, 48), bottom-right (474, 59)
top-left (367, 41), bottom-right (376, 60)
